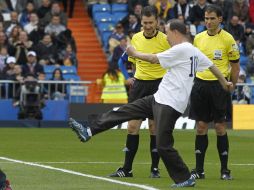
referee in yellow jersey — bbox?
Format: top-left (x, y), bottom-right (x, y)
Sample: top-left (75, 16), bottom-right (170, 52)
top-left (189, 5), bottom-right (240, 180)
top-left (110, 6), bottom-right (170, 178)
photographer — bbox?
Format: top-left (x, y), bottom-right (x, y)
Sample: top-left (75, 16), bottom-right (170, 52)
top-left (13, 74), bottom-right (45, 120)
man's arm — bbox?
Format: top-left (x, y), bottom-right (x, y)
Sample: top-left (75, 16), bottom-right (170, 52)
top-left (230, 61), bottom-right (240, 88)
top-left (126, 46), bottom-right (159, 64)
top-left (209, 65), bottom-right (234, 92)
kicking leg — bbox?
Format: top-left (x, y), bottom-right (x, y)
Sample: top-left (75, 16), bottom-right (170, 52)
top-left (69, 96), bottom-right (153, 142)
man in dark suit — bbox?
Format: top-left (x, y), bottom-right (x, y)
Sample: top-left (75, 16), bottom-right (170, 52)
top-left (61, 0), bottom-right (75, 18)
top-left (123, 13), bottom-right (141, 35)
top-left (22, 51), bottom-right (44, 78)
top-left (188, 0), bottom-right (208, 26)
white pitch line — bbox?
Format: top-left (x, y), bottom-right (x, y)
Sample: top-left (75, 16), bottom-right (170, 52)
top-left (231, 163), bottom-right (254, 166)
top-left (203, 162), bottom-right (254, 166)
top-left (0, 157), bottom-right (159, 190)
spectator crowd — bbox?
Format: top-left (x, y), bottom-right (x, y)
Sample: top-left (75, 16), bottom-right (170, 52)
top-left (0, 0), bottom-right (77, 99)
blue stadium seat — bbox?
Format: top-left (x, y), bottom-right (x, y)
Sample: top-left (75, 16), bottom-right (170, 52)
top-left (44, 65), bottom-right (57, 74)
top-left (94, 12), bottom-right (114, 25)
top-left (97, 22), bottom-right (114, 35)
top-left (112, 12), bottom-right (128, 24)
top-left (111, 3), bottom-right (128, 12)
top-left (45, 74), bottom-right (52, 80)
top-left (60, 66), bottom-right (77, 75)
top-left (44, 66), bottom-right (78, 79)
top-left (92, 4), bottom-right (111, 18)
top-left (64, 75), bottom-right (80, 81)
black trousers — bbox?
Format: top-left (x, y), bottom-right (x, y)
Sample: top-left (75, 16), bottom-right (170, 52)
top-left (89, 95), bottom-right (190, 183)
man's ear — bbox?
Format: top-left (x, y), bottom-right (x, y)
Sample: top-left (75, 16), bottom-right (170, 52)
top-left (219, 16), bottom-right (223, 23)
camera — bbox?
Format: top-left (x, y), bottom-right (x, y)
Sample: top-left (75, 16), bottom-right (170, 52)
top-left (16, 75), bottom-right (44, 120)
top-left (24, 80), bottom-right (38, 92)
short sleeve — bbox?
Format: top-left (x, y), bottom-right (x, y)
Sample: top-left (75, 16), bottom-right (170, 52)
top-left (128, 56), bottom-right (136, 64)
top-left (227, 38), bottom-right (240, 62)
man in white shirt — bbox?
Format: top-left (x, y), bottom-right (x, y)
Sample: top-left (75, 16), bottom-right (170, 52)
top-left (24, 12), bottom-right (39, 34)
top-left (44, 15), bottom-right (66, 37)
top-left (69, 19), bottom-right (233, 188)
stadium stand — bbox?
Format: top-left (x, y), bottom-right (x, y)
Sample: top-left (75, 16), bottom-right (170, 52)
top-left (92, 3), bottom-right (128, 55)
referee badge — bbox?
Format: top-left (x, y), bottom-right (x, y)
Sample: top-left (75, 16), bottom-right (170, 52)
top-left (213, 50), bottom-right (222, 60)
top-left (232, 43), bottom-right (239, 51)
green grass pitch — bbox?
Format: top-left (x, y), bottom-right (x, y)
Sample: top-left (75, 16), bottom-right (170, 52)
top-left (0, 128), bottom-right (253, 190)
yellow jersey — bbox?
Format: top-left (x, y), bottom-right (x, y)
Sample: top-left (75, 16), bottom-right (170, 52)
top-left (194, 29), bottom-right (240, 80)
top-left (129, 31), bottom-right (170, 80)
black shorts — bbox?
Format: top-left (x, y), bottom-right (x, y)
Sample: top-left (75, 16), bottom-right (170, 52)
top-left (189, 78), bottom-right (231, 123)
top-left (128, 78), bottom-right (162, 103)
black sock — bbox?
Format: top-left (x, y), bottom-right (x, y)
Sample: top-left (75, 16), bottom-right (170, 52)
top-left (123, 134), bottom-right (139, 171)
top-left (217, 133), bottom-right (229, 171)
top-left (150, 135), bottom-right (160, 171)
top-left (195, 135), bottom-right (208, 173)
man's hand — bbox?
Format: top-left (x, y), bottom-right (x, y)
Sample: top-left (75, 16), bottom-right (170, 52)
top-left (224, 82), bottom-right (234, 92)
top-left (126, 77), bottom-right (135, 87)
top-left (126, 45), bottom-right (136, 57)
